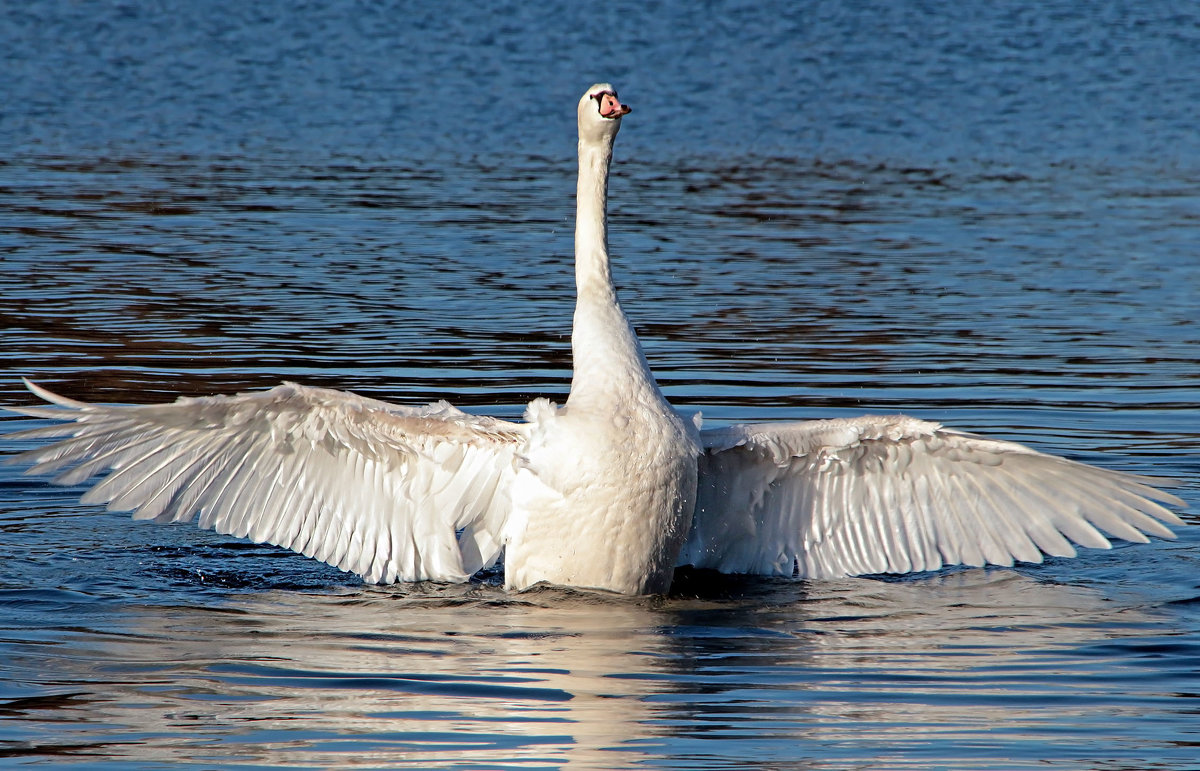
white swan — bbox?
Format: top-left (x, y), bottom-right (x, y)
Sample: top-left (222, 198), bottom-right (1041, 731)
top-left (4, 84), bottom-right (1186, 595)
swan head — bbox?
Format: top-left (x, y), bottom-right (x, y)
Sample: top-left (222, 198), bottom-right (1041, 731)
top-left (578, 83), bottom-right (630, 145)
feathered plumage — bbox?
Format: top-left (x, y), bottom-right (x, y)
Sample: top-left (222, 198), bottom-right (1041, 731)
top-left (2, 84), bottom-right (1186, 594)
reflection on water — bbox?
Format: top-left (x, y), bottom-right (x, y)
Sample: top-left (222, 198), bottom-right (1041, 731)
top-left (6, 571), bottom-right (1196, 769)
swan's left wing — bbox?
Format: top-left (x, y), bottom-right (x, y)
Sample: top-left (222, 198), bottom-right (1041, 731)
top-left (680, 416), bottom-right (1186, 579)
top-left (4, 380), bottom-right (526, 584)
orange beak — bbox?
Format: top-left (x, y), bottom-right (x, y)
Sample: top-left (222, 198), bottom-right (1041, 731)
top-left (598, 93), bottom-right (632, 118)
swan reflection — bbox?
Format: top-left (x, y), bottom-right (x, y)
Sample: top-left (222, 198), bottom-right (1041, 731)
top-left (14, 569), bottom-right (1171, 767)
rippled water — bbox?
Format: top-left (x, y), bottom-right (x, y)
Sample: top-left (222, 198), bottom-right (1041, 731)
top-left (3, 1), bottom-right (1200, 769)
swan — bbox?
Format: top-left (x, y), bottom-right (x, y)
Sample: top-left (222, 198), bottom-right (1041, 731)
top-left (3, 84), bottom-right (1186, 595)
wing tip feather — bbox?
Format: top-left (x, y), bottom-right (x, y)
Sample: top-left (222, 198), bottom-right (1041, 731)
top-left (22, 379), bottom-right (89, 410)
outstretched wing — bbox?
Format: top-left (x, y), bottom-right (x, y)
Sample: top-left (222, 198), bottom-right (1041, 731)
top-left (5, 380), bottom-right (527, 583)
top-left (680, 415), bottom-right (1185, 579)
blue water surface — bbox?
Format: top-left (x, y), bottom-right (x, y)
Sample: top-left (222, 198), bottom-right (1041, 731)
top-left (2, 1), bottom-right (1199, 769)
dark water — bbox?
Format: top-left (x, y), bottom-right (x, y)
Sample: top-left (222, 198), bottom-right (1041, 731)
top-left (3, 1), bottom-right (1200, 768)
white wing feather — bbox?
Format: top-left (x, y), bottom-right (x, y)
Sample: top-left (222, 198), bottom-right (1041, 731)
top-left (680, 415), bottom-right (1185, 579)
top-left (5, 380), bottom-right (526, 583)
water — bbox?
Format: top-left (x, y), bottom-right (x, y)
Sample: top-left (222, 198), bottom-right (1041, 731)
top-left (2, 1), bottom-right (1200, 768)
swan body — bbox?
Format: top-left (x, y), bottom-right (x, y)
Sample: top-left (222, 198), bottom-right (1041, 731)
top-left (2, 84), bottom-right (1186, 595)
top-left (502, 89), bottom-right (700, 593)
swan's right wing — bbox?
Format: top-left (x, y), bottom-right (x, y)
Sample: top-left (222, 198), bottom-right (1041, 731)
top-left (4, 380), bottom-right (527, 583)
top-left (682, 415), bottom-right (1185, 579)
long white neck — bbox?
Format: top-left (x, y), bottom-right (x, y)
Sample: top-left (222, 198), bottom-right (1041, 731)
top-left (566, 137), bottom-right (661, 410)
top-left (574, 140), bottom-right (616, 298)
